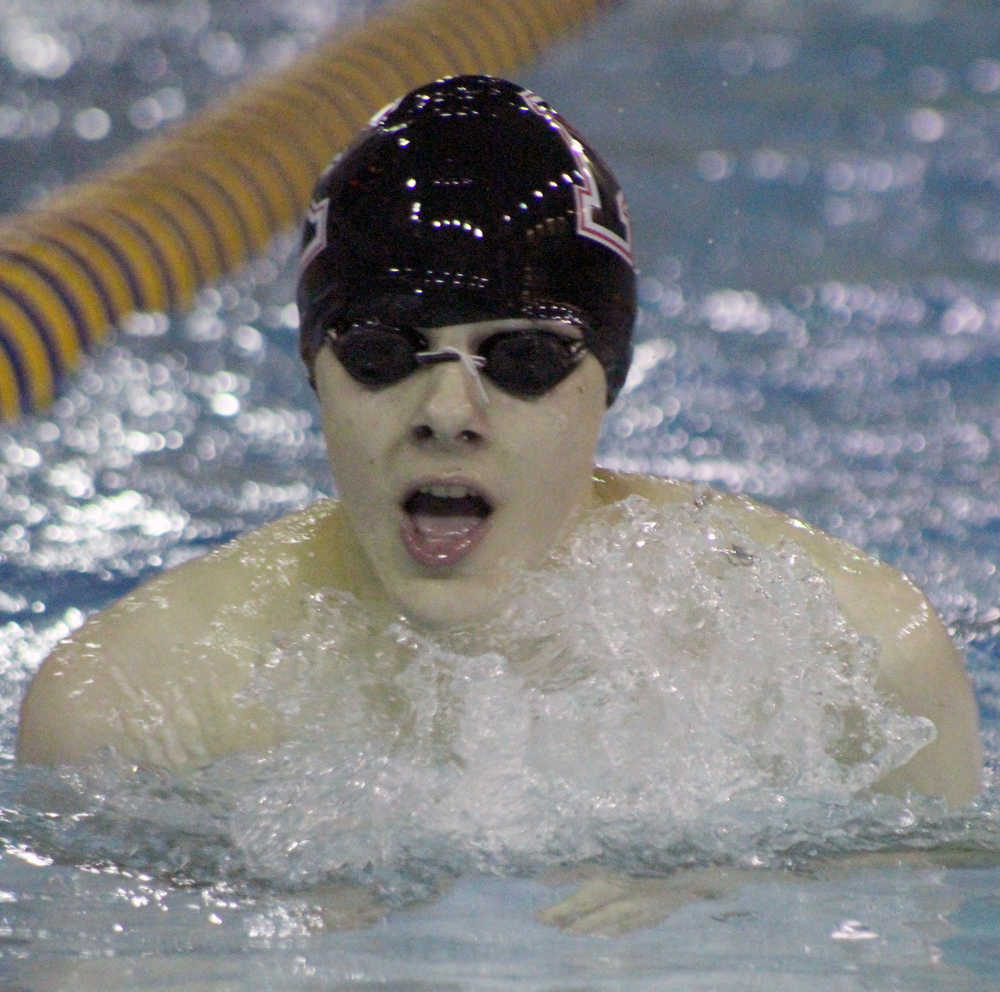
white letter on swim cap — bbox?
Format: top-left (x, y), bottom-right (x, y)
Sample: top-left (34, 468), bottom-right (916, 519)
top-left (299, 197), bottom-right (329, 274)
top-left (518, 89), bottom-right (634, 269)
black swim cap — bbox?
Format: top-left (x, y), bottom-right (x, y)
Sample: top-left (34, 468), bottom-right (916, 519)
top-left (297, 75), bottom-right (636, 405)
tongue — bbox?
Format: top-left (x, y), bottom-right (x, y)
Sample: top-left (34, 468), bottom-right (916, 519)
top-left (402, 505), bottom-right (489, 567)
top-left (411, 513), bottom-right (482, 540)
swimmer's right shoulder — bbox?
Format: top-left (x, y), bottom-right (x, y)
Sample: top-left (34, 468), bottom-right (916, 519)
top-left (18, 498), bottom-right (361, 769)
top-left (58, 497), bottom-right (352, 650)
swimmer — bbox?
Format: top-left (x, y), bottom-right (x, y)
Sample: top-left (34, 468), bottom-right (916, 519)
top-left (18, 76), bottom-right (981, 815)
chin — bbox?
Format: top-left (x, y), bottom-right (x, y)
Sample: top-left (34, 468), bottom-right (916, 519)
top-left (387, 573), bottom-right (510, 631)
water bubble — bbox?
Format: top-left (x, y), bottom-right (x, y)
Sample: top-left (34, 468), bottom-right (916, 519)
top-left (73, 106), bottom-right (112, 141)
top-left (233, 325), bottom-right (263, 353)
top-left (6, 30), bottom-right (75, 79)
top-left (750, 148), bottom-right (789, 182)
top-left (211, 394), bottom-right (240, 418)
top-left (697, 150), bottom-right (735, 183)
top-left (154, 87), bottom-right (186, 121)
top-left (906, 107), bottom-right (946, 143)
top-left (129, 95), bottom-right (164, 131)
top-left (757, 34), bottom-right (797, 72)
top-left (198, 31), bottom-right (244, 76)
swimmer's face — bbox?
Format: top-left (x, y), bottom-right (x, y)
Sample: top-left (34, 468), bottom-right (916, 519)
top-left (315, 318), bottom-right (606, 628)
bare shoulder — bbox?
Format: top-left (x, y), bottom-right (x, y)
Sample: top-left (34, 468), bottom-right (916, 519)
top-left (593, 469), bottom-right (983, 804)
top-left (17, 500), bottom-right (354, 769)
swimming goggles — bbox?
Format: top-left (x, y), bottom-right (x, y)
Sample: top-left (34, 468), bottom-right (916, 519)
top-left (325, 321), bottom-right (588, 398)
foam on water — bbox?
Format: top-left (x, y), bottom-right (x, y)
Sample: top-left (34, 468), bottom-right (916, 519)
top-left (14, 495), bottom-right (957, 904)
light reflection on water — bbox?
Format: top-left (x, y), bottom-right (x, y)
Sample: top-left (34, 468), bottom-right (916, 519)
top-left (1, 0), bottom-right (1000, 987)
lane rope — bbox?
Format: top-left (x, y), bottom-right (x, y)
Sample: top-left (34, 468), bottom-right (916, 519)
top-left (0, 0), bottom-right (616, 420)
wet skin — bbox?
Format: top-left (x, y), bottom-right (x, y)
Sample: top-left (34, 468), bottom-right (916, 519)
top-left (17, 329), bottom-right (981, 808)
top-left (313, 318), bottom-right (607, 629)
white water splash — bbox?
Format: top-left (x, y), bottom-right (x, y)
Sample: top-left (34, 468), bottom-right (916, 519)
top-left (190, 495), bottom-right (936, 891)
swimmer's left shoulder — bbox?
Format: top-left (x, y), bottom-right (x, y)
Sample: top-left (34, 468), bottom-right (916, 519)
top-left (591, 468), bottom-right (695, 508)
top-left (593, 468), bottom-right (910, 595)
top-left (592, 468), bottom-right (949, 655)
top-left (595, 468), bottom-right (982, 804)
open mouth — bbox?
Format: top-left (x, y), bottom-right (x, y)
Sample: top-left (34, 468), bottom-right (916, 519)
top-left (400, 482), bottom-right (494, 568)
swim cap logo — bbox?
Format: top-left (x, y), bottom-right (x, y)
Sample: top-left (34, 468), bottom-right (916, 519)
top-left (519, 89), bottom-right (634, 269)
top-left (300, 197), bottom-right (329, 274)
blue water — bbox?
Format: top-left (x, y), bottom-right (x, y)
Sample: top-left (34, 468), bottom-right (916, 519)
top-left (2, 0), bottom-right (1000, 988)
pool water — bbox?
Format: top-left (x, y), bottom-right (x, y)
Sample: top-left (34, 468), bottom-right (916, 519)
top-left (2, 0), bottom-right (1000, 988)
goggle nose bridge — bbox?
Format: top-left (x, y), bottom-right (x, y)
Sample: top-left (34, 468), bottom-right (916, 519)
top-left (415, 345), bottom-right (490, 405)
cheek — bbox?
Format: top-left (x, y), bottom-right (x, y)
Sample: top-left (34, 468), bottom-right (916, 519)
top-left (317, 354), bottom-right (388, 461)
top-left (546, 371), bottom-right (605, 459)
top-left (322, 409), bottom-right (385, 498)
top-left (509, 373), bottom-right (604, 497)
top-left (317, 392), bottom-right (387, 503)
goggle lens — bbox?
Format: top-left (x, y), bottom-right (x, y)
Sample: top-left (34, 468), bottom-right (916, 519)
top-left (327, 324), bottom-right (586, 398)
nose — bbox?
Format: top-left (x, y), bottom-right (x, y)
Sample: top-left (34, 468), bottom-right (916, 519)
top-left (409, 354), bottom-right (488, 446)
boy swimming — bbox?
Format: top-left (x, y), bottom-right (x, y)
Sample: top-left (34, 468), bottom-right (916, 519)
top-left (18, 75), bottom-right (981, 809)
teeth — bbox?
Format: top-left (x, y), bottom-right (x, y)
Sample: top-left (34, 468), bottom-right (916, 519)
top-left (421, 484), bottom-right (477, 499)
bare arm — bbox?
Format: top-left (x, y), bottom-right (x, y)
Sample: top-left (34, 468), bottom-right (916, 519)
top-left (798, 531), bottom-right (983, 804)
